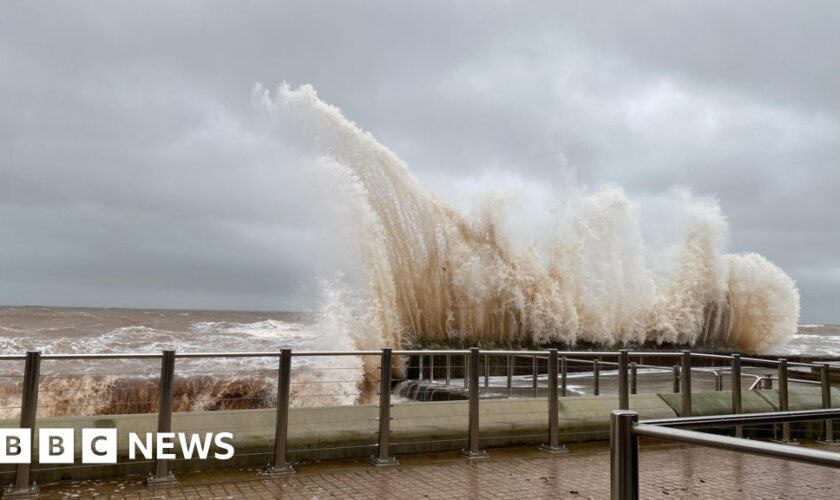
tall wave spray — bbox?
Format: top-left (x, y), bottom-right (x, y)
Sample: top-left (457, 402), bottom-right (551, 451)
top-left (258, 84), bottom-right (800, 355)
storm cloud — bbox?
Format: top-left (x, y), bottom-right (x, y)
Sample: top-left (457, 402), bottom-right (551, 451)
top-left (1, 1), bottom-right (837, 321)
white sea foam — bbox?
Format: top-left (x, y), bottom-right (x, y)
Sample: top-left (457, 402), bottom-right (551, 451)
top-left (191, 319), bottom-right (309, 341)
top-left (258, 83), bottom-right (800, 354)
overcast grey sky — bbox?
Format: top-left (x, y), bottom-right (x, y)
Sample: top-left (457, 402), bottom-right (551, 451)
top-left (1, 1), bottom-right (838, 322)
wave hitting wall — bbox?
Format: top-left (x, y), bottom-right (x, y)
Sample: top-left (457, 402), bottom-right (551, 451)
top-left (258, 84), bottom-right (800, 354)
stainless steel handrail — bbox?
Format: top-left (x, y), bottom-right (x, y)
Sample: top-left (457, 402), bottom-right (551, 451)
top-left (642, 408), bottom-right (840, 428)
top-left (0, 355), bottom-right (27, 361)
top-left (611, 408), bottom-right (840, 499)
top-left (749, 374), bottom-right (775, 391)
top-left (692, 353), bottom-right (732, 361)
top-left (41, 353), bottom-right (163, 360)
top-left (629, 352), bottom-right (683, 358)
top-left (634, 424), bottom-right (840, 466)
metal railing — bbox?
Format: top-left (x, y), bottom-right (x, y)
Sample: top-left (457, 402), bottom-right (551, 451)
top-left (0, 348), bottom-right (837, 496)
top-left (610, 408), bottom-right (840, 499)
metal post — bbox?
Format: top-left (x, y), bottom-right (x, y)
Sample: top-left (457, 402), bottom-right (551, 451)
top-left (430, 354), bottom-right (435, 383)
top-left (370, 349), bottom-right (398, 466)
top-left (149, 350), bottom-right (177, 484)
top-left (672, 365), bottom-right (680, 393)
top-left (776, 358), bottom-right (794, 443)
top-left (267, 349), bottom-right (295, 473)
top-left (593, 359), bottom-right (600, 396)
top-left (610, 410), bottom-right (639, 500)
top-left (630, 362), bottom-right (637, 395)
top-left (619, 350), bottom-right (629, 410)
top-left (540, 349), bottom-right (567, 453)
top-left (819, 363), bottom-right (837, 444)
top-left (532, 355), bottom-right (538, 397)
top-left (419, 355), bottom-right (424, 380)
top-left (507, 355), bottom-right (513, 397)
top-left (715, 372), bottom-right (723, 391)
top-left (560, 357), bottom-right (568, 397)
top-left (681, 351), bottom-right (692, 417)
top-left (7, 351), bottom-right (41, 497)
top-left (462, 347), bottom-right (487, 459)
top-left (484, 354), bottom-right (489, 388)
top-left (731, 354), bottom-right (743, 438)
top-left (764, 374), bottom-right (773, 390)
top-left (446, 354), bottom-right (451, 386)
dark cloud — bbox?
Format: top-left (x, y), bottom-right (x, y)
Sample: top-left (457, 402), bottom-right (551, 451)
top-left (0, 1), bottom-right (837, 321)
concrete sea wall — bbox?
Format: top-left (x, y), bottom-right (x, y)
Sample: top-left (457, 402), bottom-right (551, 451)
top-left (0, 388), bottom-right (837, 483)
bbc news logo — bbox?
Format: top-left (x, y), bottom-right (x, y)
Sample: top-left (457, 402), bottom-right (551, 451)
top-left (0, 429), bottom-right (235, 464)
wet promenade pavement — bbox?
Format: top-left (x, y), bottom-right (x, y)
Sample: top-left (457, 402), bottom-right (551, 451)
top-left (38, 441), bottom-right (840, 499)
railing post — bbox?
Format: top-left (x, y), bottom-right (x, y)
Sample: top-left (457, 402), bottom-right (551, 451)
top-left (672, 365), bottom-right (680, 393)
top-left (630, 362), bottom-right (637, 395)
top-left (370, 349), bottom-right (398, 466)
top-left (819, 363), bottom-right (837, 444)
top-left (715, 372), bottom-right (723, 391)
top-left (776, 358), bottom-right (794, 443)
top-left (610, 410), bottom-right (639, 500)
top-left (593, 359), bottom-right (600, 396)
top-left (507, 354), bottom-right (513, 397)
top-left (766, 374), bottom-right (773, 390)
top-left (267, 349), bottom-right (295, 474)
top-left (446, 354), bottom-right (451, 386)
top-left (619, 350), bottom-right (629, 410)
top-left (6, 351), bottom-right (41, 497)
top-left (560, 356), bottom-right (568, 397)
top-left (731, 354), bottom-right (743, 438)
top-left (540, 349), bottom-right (567, 453)
top-left (532, 355), bottom-right (538, 397)
top-left (419, 355), bottom-right (424, 380)
top-left (681, 350), bottom-right (692, 417)
top-left (430, 354), bottom-right (435, 383)
top-left (149, 350), bottom-right (177, 484)
top-left (484, 354), bottom-right (489, 388)
top-left (462, 347), bottom-right (487, 459)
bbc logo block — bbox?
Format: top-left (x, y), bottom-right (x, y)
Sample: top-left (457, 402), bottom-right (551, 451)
top-left (0, 429), bottom-right (234, 464)
top-left (0, 429), bottom-right (30, 464)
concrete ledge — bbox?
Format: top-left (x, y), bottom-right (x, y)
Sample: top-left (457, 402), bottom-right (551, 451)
top-left (753, 386), bottom-right (838, 411)
top-left (658, 390), bottom-right (776, 417)
top-left (556, 394), bottom-right (677, 442)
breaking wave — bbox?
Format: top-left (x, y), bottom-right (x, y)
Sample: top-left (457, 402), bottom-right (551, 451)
top-left (257, 83), bottom-right (800, 353)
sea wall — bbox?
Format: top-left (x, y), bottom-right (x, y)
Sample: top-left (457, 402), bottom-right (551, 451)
top-left (1, 388), bottom-right (837, 483)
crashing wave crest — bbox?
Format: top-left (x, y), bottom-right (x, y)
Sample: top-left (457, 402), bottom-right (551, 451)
top-left (259, 83), bottom-right (799, 354)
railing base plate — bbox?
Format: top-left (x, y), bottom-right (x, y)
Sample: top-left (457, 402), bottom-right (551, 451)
top-left (264, 464), bottom-right (296, 476)
top-left (538, 444), bottom-right (569, 454)
top-left (461, 449), bottom-right (489, 460)
top-left (145, 472), bottom-right (177, 486)
top-left (771, 439), bottom-right (800, 446)
top-left (367, 456), bottom-right (399, 467)
top-left (816, 439), bottom-right (840, 446)
top-left (3, 483), bottom-right (39, 499)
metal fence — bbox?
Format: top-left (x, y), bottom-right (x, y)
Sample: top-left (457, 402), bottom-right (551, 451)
top-left (1, 348), bottom-right (838, 496)
top-left (610, 408), bottom-right (840, 500)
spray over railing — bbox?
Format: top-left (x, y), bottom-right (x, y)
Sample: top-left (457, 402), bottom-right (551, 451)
top-left (1, 348), bottom-right (838, 496)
